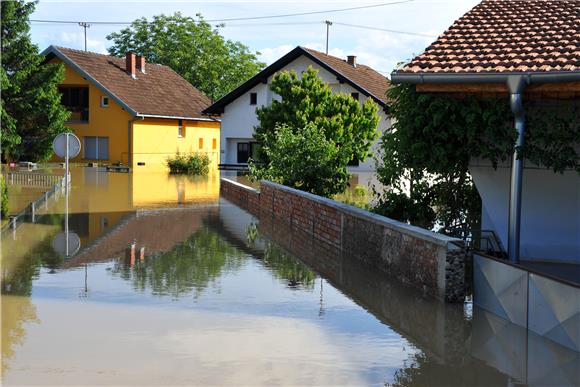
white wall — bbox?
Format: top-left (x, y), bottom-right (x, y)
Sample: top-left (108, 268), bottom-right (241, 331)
top-left (219, 54), bottom-right (390, 171)
top-left (470, 159), bottom-right (579, 263)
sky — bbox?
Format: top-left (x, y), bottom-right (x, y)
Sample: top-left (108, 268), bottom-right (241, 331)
top-left (29, 0), bottom-right (481, 77)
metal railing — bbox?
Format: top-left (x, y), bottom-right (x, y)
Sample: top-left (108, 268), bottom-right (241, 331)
top-left (2, 174), bottom-right (67, 233)
top-left (2, 171), bottom-right (65, 188)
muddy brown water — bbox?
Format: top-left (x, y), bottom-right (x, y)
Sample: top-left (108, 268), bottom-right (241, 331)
top-left (1, 167), bottom-right (577, 386)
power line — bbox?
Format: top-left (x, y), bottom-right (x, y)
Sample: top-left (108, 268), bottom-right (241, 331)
top-left (332, 22), bottom-right (436, 38)
top-left (29, 0), bottom-right (413, 25)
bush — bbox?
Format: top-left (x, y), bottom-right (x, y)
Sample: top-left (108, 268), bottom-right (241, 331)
top-left (166, 152), bottom-right (210, 175)
top-left (250, 123), bottom-right (351, 198)
top-left (1, 175), bottom-right (8, 219)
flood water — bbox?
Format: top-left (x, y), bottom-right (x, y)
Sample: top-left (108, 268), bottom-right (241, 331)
top-left (2, 167), bottom-right (578, 386)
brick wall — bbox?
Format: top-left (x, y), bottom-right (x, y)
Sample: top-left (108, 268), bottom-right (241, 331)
top-left (221, 178), bottom-right (465, 302)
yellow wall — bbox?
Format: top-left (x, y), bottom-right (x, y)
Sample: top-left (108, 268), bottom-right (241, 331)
top-left (132, 118), bottom-right (220, 170)
top-left (51, 58), bottom-right (132, 164)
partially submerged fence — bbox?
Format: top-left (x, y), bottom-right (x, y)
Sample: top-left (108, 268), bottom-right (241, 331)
top-left (2, 171), bottom-right (64, 188)
top-left (2, 174), bottom-right (66, 233)
top-left (220, 178), bottom-right (466, 303)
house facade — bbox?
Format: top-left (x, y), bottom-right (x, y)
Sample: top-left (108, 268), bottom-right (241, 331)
top-left (391, 0), bottom-right (579, 264)
top-left (43, 46), bottom-right (220, 170)
top-left (203, 46), bottom-right (391, 172)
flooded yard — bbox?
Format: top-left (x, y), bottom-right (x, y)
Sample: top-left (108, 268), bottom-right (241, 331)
top-left (1, 167), bottom-right (577, 386)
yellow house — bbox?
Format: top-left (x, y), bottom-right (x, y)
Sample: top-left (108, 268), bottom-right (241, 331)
top-left (42, 46), bottom-right (220, 170)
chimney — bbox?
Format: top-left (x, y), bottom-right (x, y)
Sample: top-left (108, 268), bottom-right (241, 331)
top-left (347, 55), bottom-right (357, 67)
top-left (136, 55), bottom-right (146, 74)
top-left (126, 52), bottom-right (136, 78)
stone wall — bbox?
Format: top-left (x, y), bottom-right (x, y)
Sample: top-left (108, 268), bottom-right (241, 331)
top-left (221, 178), bottom-right (466, 302)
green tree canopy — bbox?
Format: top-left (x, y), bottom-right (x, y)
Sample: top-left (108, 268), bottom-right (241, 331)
top-left (106, 13), bottom-right (265, 101)
top-left (255, 67), bottom-right (380, 165)
top-left (252, 67), bottom-right (380, 197)
top-left (1, 0), bottom-right (70, 162)
top-left (251, 123), bottom-right (353, 197)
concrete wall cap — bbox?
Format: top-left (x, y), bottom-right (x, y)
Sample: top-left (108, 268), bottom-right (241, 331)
top-left (258, 180), bottom-right (461, 247)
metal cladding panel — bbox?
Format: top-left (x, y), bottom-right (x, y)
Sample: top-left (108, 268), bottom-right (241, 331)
top-left (471, 308), bottom-right (527, 383)
top-left (528, 273), bottom-right (580, 352)
top-left (474, 254), bottom-right (528, 327)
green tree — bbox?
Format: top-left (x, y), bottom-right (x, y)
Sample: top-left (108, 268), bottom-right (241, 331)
top-left (106, 13), bottom-right (265, 100)
top-left (251, 123), bottom-right (353, 197)
top-left (252, 67), bottom-right (380, 197)
top-left (1, 0), bottom-right (70, 162)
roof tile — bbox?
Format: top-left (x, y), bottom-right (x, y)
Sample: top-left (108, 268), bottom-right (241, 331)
top-left (397, 0), bottom-right (579, 74)
top-left (52, 46), bottom-right (211, 119)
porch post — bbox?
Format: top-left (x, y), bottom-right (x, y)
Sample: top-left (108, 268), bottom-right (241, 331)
top-left (507, 75), bottom-right (527, 263)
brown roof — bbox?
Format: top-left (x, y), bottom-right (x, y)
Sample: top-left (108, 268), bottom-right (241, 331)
top-left (398, 0), bottom-right (580, 74)
top-left (45, 46), bottom-right (212, 119)
top-left (204, 46), bottom-right (390, 114)
top-left (303, 47), bottom-right (391, 104)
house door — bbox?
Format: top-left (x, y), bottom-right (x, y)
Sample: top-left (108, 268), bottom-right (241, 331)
top-left (84, 136), bottom-right (109, 160)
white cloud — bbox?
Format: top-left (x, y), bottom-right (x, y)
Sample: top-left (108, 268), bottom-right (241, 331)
top-left (58, 31), bottom-right (108, 53)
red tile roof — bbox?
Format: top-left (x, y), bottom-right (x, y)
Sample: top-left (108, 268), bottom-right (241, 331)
top-left (303, 48), bottom-right (391, 104)
top-left (397, 0), bottom-right (580, 74)
top-left (45, 46), bottom-right (212, 119)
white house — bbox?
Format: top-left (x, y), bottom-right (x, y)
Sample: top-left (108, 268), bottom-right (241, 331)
top-left (203, 46), bottom-right (391, 172)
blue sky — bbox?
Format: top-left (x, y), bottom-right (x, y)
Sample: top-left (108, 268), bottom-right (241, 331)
top-left (30, 0), bottom-right (480, 76)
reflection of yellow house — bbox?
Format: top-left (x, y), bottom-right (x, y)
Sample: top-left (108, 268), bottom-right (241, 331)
top-left (42, 46), bottom-right (220, 170)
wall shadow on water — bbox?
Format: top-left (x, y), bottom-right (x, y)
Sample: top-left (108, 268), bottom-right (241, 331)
top-left (250, 212), bottom-right (579, 386)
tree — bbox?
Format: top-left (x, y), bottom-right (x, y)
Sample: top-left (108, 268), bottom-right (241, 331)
top-left (251, 123), bottom-right (353, 197)
top-left (107, 13), bottom-right (265, 101)
top-left (1, 0), bottom-right (70, 162)
top-left (251, 67), bottom-right (380, 196)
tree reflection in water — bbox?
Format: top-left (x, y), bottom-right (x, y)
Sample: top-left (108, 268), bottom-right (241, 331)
top-left (263, 243), bottom-right (317, 290)
top-left (110, 225), bottom-right (246, 299)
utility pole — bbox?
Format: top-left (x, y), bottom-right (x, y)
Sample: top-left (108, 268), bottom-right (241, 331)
top-left (78, 22), bottom-right (90, 51)
top-left (325, 20), bottom-right (332, 55)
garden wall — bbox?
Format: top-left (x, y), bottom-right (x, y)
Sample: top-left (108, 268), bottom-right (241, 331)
top-left (220, 178), bottom-right (465, 302)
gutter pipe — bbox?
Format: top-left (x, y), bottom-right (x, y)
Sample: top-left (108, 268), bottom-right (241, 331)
top-left (390, 70), bottom-right (580, 263)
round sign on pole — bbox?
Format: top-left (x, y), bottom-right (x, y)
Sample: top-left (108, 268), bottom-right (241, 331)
top-left (53, 133), bottom-right (81, 159)
top-left (52, 231), bottom-right (81, 257)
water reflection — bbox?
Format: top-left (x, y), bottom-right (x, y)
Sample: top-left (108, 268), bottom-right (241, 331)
top-left (2, 169), bottom-right (578, 385)
top-left (110, 225), bottom-right (245, 299)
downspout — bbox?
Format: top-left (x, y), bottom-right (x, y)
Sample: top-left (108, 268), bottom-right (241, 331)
top-left (507, 75), bottom-right (528, 263)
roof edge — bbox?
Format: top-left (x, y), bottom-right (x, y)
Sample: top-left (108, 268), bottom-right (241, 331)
top-left (203, 46), bottom-right (387, 114)
top-left (138, 113), bottom-right (220, 122)
top-left (390, 71), bottom-right (580, 85)
top-left (42, 45), bottom-right (139, 116)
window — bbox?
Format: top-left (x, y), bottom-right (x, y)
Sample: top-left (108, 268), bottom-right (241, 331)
top-left (178, 120), bottom-right (184, 137)
top-left (84, 136), bottom-right (109, 160)
top-left (250, 92), bottom-right (257, 105)
top-left (237, 143), bottom-right (250, 163)
top-left (212, 138), bottom-right (217, 150)
top-left (198, 138), bottom-right (204, 149)
top-left (351, 92), bottom-right (360, 101)
top-left (100, 96), bottom-right (109, 108)
top-left (59, 86), bottom-right (89, 122)
top-left (348, 155), bottom-right (360, 167)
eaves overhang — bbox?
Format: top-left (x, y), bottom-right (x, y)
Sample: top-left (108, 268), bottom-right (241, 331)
top-left (390, 71), bottom-right (580, 85)
top-left (42, 45), bottom-right (139, 117)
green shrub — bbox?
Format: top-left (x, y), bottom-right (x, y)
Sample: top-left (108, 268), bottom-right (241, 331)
top-left (1, 175), bottom-right (8, 219)
top-left (166, 152), bottom-right (210, 175)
